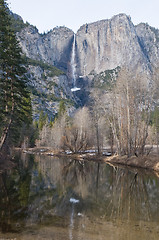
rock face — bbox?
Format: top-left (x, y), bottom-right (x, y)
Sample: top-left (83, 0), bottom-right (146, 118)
top-left (12, 13), bottom-right (159, 117)
top-left (17, 13), bottom-right (159, 83)
top-left (17, 26), bottom-right (74, 72)
top-left (17, 13), bottom-right (159, 77)
top-left (26, 64), bottom-right (75, 119)
top-left (136, 23), bottom-right (159, 69)
top-left (76, 14), bottom-right (153, 77)
top-left (16, 25), bottom-right (76, 118)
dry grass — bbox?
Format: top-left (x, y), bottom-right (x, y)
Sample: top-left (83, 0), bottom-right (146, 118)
top-left (105, 154), bottom-right (159, 172)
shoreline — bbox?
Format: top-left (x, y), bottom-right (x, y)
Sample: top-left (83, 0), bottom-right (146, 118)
top-left (14, 147), bottom-right (159, 172)
top-left (105, 154), bottom-right (159, 172)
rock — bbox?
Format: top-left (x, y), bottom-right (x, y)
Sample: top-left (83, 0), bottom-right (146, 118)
top-left (136, 23), bottom-right (159, 68)
top-left (12, 13), bottom-right (159, 118)
top-left (26, 64), bottom-right (76, 119)
top-left (76, 14), bottom-right (151, 79)
top-left (17, 25), bottom-right (74, 72)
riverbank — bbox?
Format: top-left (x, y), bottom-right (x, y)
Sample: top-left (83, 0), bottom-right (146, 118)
top-left (105, 154), bottom-right (159, 172)
top-left (15, 147), bottom-right (159, 172)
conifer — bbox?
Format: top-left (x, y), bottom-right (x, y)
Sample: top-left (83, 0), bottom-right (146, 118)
top-left (0, 0), bottom-right (32, 153)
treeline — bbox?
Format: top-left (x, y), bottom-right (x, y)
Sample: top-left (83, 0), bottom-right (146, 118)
top-left (33, 69), bottom-right (159, 157)
top-left (0, 0), bottom-right (32, 156)
top-left (22, 56), bottom-right (65, 77)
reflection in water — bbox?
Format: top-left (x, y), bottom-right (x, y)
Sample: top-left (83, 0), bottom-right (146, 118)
top-left (0, 153), bottom-right (34, 234)
top-left (69, 198), bottom-right (79, 240)
top-left (69, 203), bottom-right (74, 240)
top-left (0, 153), bottom-right (159, 239)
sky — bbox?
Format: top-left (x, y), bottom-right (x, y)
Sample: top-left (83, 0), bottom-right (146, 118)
top-left (8, 0), bottom-right (159, 33)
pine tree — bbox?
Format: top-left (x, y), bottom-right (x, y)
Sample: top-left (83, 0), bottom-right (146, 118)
top-left (38, 111), bottom-right (47, 130)
top-left (0, 0), bottom-right (32, 154)
top-left (58, 100), bottom-right (66, 118)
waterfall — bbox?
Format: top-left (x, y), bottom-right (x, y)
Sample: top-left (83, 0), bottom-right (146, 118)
top-left (71, 34), bottom-right (76, 87)
top-left (71, 34), bottom-right (80, 92)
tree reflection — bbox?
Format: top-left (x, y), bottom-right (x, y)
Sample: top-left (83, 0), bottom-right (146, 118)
top-left (1, 153), bottom-right (159, 238)
top-left (104, 166), bottom-right (159, 223)
top-left (62, 159), bottom-right (91, 184)
top-left (0, 153), bottom-right (34, 233)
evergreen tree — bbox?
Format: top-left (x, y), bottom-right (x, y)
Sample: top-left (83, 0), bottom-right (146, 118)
top-left (58, 100), bottom-right (66, 118)
top-left (0, 0), bottom-right (32, 153)
top-left (38, 110), bottom-right (47, 130)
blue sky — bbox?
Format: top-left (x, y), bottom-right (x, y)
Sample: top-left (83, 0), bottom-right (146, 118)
top-left (8, 0), bottom-right (159, 33)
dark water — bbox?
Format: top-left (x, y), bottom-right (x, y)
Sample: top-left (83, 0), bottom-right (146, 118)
top-left (1, 153), bottom-right (159, 240)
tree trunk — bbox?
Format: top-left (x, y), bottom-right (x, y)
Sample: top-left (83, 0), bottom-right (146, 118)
top-left (95, 123), bottom-right (100, 155)
top-left (0, 78), bottom-right (15, 155)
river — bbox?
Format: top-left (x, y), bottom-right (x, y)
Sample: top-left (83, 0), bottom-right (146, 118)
top-left (0, 153), bottom-right (159, 240)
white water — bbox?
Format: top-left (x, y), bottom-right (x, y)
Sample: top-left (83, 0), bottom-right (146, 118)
top-left (71, 34), bottom-right (80, 92)
top-left (70, 198), bottom-right (80, 203)
top-left (71, 87), bottom-right (81, 92)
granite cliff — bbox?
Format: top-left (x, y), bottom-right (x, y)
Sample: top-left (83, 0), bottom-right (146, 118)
top-left (11, 13), bottom-right (159, 118)
top-left (76, 14), bottom-right (152, 77)
top-left (17, 25), bottom-right (74, 72)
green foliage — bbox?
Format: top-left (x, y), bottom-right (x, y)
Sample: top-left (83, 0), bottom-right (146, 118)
top-left (38, 111), bottom-right (48, 130)
top-left (0, 0), bottom-right (32, 150)
top-left (46, 93), bottom-right (61, 102)
top-left (150, 107), bottom-right (159, 131)
top-left (29, 84), bottom-right (74, 104)
top-left (91, 67), bottom-right (120, 90)
top-left (23, 56), bottom-right (65, 77)
top-left (19, 174), bottom-right (31, 207)
top-left (29, 86), bottom-right (59, 102)
top-left (41, 73), bottom-right (47, 80)
top-left (58, 100), bottom-right (66, 117)
top-left (28, 86), bottom-right (45, 98)
top-left (10, 13), bottom-right (30, 32)
top-left (48, 81), bottom-right (58, 89)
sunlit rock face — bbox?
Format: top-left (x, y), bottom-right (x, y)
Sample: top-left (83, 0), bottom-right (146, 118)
top-left (17, 13), bottom-right (159, 83)
top-left (76, 14), bottom-right (153, 77)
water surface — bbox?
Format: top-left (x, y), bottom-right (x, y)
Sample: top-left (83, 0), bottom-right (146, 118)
top-left (0, 153), bottom-right (159, 239)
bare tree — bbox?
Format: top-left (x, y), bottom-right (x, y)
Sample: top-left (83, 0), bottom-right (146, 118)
top-left (61, 107), bottom-right (93, 153)
top-left (89, 90), bottom-right (107, 155)
top-left (108, 69), bottom-right (155, 156)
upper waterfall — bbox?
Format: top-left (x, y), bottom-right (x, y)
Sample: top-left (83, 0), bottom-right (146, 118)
top-left (71, 34), bottom-right (80, 92)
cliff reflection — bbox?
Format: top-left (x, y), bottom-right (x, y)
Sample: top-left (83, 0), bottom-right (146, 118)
top-left (0, 153), bottom-right (159, 239)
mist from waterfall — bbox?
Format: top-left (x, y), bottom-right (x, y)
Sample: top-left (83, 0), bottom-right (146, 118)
top-left (71, 34), bottom-right (80, 92)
